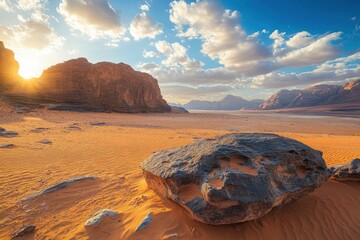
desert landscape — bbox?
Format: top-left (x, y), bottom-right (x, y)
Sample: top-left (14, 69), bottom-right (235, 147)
top-left (1, 0), bottom-right (360, 239)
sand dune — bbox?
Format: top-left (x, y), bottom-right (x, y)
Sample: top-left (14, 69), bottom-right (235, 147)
top-left (0, 111), bottom-right (359, 239)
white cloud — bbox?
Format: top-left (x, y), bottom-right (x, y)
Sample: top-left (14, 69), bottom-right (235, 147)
top-left (143, 50), bottom-right (157, 58)
top-left (270, 30), bottom-right (286, 51)
top-left (130, 12), bottom-right (163, 40)
top-left (154, 40), bottom-right (202, 70)
top-left (351, 16), bottom-right (356, 21)
top-left (140, 4), bottom-right (149, 11)
top-left (253, 51), bottom-right (360, 88)
top-left (17, 0), bottom-right (47, 11)
top-left (0, 0), bottom-right (12, 12)
top-left (58, 0), bottom-right (126, 42)
top-left (169, 0), bottom-right (271, 70)
top-left (277, 32), bottom-right (342, 67)
top-left (286, 31), bottom-right (314, 48)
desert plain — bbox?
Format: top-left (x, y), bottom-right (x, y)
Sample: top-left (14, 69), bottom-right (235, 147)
top-left (0, 109), bottom-right (359, 240)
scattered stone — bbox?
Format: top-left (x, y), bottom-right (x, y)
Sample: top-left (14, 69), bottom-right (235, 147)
top-left (39, 139), bottom-right (52, 144)
top-left (14, 107), bottom-right (33, 114)
top-left (84, 209), bottom-right (118, 227)
top-left (11, 225), bottom-right (36, 238)
top-left (22, 176), bottom-right (96, 201)
top-left (162, 233), bottom-right (179, 239)
top-left (141, 133), bottom-right (329, 225)
top-left (330, 159), bottom-right (360, 181)
top-left (135, 212), bottom-right (152, 232)
top-left (69, 125), bottom-right (81, 130)
top-left (0, 143), bottom-right (15, 148)
top-left (0, 130), bottom-right (18, 138)
top-left (31, 128), bottom-right (49, 133)
top-left (90, 122), bottom-right (106, 126)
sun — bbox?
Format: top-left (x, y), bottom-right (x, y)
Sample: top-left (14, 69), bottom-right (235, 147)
top-left (17, 58), bottom-right (43, 80)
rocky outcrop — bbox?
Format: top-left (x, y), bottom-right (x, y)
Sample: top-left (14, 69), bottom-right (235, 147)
top-left (141, 133), bottom-right (329, 225)
top-left (38, 58), bottom-right (170, 113)
top-left (85, 209), bottom-right (118, 227)
top-left (260, 80), bottom-right (360, 110)
top-left (170, 106), bottom-right (189, 113)
top-left (0, 41), bottom-right (21, 92)
top-left (329, 159), bottom-right (360, 181)
top-left (183, 95), bottom-right (265, 110)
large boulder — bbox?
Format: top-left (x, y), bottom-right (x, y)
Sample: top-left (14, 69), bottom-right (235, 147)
top-left (38, 58), bottom-right (170, 113)
top-left (329, 159), bottom-right (360, 181)
top-left (141, 133), bottom-right (329, 225)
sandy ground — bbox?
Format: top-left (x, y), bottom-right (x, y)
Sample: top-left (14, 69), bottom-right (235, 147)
top-left (0, 110), bottom-right (359, 239)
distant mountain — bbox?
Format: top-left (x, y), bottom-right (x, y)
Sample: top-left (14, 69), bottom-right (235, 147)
top-left (260, 80), bottom-right (360, 110)
top-left (183, 95), bottom-right (265, 110)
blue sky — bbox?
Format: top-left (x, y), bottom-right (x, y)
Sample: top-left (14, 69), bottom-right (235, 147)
top-left (0, 0), bottom-right (359, 103)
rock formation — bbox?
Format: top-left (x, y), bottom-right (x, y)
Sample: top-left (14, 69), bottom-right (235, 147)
top-left (141, 133), bottom-right (329, 225)
top-left (0, 41), bottom-right (21, 92)
top-left (329, 159), bottom-right (360, 181)
top-left (260, 80), bottom-right (360, 110)
top-left (38, 58), bottom-right (170, 113)
top-left (183, 95), bottom-right (265, 110)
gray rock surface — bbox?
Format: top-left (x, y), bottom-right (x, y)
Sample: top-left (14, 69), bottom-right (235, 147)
top-left (0, 130), bottom-right (18, 138)
top-left (330, 159), bottom-right (360, 181)
top-left (22, 176), bottom-right (96, 201)
top-left (135, 212), bottom-right (152, 232)
top-left (39, 139), bottom-right (52, 144)
top-left (11, 225), bottom-right (36, 238)
top-left (0, 144), bottom-right (15, 148)
top-left (84, 209), bottom-right (118, 227)
top-left (31, 128), bottom-right (49, 133)
top-left (141, 133), bottom-right (329, 225)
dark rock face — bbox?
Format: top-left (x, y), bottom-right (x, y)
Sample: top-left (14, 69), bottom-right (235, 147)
top-left (38, 58), bottom-right (170, 113)
top-left (0, 41), bottom-right (21, 92)
top-left (170, 106), bottom-right (189, 113)
top-left (330, 159), bottom-right (360, 181)
top-left (260, 80), bottom-right (360, 110)
top-left (141, 133), bottom-right (329, 225)
top-left (12, 225), bottom-right (36, 238)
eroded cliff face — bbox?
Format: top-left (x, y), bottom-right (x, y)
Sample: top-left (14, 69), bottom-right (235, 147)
top-left (37, 58), bottom-right (170, 113)
top-left (0, 41), bottom-right (21, 92)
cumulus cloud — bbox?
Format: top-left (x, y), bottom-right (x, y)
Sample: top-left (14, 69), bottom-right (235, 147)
top-left (154, 40), bottom-right (202, 70)
top-left (0, 0), bottom-right (12, 11)
top-left (286, 31), bottom-right (314, 48)
top-left (169, 0), bottom-right (271, 71)
top-left (277, 32), bottom-right (342, 67)
top-left (17, 0), bottom-right (47, 11)
top-left (253, 51), bottom-right (360, 88)
top-left (130, 12), bottom-right (163, 40)
top-left (143, 50), bottom-right (157, 58)
top-left (140, 4), bottom-right (149, 11)
top-left (270, 30), bottom-right (286, 51)
top-left (58, 0), bottom-right (126, 41)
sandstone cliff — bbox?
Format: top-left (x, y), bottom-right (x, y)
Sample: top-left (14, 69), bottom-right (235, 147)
top-left (38, 58), bottom-right (170, 113)
top-left (0, 41), bottom-right (21, 92)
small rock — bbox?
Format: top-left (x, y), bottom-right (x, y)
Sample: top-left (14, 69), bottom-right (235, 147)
top-left (14, 107), bottom-right (33, 114)
top-left (69, 125), bottom-right (81, 130)
top-left (40, 139), bottom-right (52, 144)
top-left (22, 176), bottom-right (96, 201)
top-left (0, 144), bottom-right (15, 148)
top-left (31, 128), bottom-right (49, 133)
top-left (330, 159), bottom-right (360, 181)
top-left (0, 130), bottom-right (18, 138)
top-left (12, 225), bottom-right (36, 238)
top-left (162, 233), bottom-right (179, 239)
top-left (85, 209), bottom-right (118, 227)
top-left (135, 212), bottom-right (152, 232)
top-left (90, 122), bottom-right (106, 126)
top-left (0, 127), bottom-right (5, 132)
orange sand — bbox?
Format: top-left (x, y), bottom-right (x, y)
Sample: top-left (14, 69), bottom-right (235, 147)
top-left (0, 110), bottom-right (359, 239)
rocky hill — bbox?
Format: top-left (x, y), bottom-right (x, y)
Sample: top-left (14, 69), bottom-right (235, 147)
top-left (183, 95), bottom-right (265, 110)
top-left (37, 58), bottom-right (170, 113)
top-left (260, 80), bottom-right (360, 110)
top-left (0, 41), bottom-right (170, 113)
